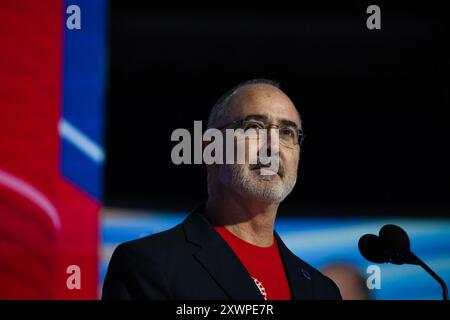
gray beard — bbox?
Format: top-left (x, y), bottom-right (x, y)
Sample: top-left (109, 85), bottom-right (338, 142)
top-left (219, 164), bottom-right (297, 204)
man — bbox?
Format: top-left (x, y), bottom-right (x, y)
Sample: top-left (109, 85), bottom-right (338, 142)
top-left (322, 263), bottom-right (371, 300)
top-left (102, 79), bottom-right (341, 300)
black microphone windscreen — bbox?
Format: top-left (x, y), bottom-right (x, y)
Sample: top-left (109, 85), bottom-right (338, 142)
top-left (358, 234), bottom-right (389, 263)
top-left (379, 224), bottom-right (410, 252)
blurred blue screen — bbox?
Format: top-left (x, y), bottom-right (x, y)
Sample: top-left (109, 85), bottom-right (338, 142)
top-left (101, 211), bottom-right (450, 300)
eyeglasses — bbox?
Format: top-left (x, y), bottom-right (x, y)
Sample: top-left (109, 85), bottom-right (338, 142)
top-left (217, 118), bottom-right (304, 148)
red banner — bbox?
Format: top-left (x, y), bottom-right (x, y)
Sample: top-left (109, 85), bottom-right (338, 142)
top-left (0, 0), bottom-right (99, 299)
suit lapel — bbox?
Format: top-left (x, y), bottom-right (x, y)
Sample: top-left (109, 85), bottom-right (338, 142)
top-left (275, 232), bottom-right (315, 300)
top-left (183, 209), bottom-right (264, 300)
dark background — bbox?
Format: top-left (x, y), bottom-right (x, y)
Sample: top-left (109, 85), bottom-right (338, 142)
top-left (104, 2), bottom-right (450, 216)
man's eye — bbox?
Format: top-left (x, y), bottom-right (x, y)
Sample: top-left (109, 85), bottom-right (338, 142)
top-left (281, 128), bottom-right (295, 137)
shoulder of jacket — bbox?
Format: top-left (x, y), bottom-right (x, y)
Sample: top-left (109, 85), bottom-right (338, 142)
top-left (114, 223), bottom-right (185, 260)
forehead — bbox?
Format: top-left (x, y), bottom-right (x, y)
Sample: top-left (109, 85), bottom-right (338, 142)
top-left (225, 84), bottom-right (301, 127)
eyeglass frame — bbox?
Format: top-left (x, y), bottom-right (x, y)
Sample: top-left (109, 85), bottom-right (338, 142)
top-left (216, 118), bottom-right (305, 147)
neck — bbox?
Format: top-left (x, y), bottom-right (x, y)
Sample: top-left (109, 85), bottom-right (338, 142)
top-left (204, 187), bottom-right (279, 247)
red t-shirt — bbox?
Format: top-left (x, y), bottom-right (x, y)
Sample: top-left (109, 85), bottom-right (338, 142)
top-left (214, 226), bottom-right (292, 300)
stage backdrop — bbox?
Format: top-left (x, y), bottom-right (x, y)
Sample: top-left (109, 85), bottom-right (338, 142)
top-left (0, 0), bottom-right (106, 299)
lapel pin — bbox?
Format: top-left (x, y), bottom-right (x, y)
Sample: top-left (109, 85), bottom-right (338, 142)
top-left (301, 268), bottom-right (311, 280)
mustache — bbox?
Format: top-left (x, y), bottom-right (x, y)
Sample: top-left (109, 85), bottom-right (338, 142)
top-left (249, 159), bottom-right (284, 176)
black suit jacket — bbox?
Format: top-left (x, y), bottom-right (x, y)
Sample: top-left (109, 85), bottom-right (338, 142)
top-left (102, 206), bottom-right (341, 300)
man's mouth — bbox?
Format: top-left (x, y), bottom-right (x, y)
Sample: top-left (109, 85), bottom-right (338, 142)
top-left (250, 163), bottom-right (270, 170)
top-left (249, 163), bottom-right (283, 177)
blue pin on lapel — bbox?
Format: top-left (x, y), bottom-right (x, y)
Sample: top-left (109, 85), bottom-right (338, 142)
top-left (301, 268), bottom-right (311, 280)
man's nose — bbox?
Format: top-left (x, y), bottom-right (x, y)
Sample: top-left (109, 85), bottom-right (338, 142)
top-left (258, 128), bottom-right (280, 157)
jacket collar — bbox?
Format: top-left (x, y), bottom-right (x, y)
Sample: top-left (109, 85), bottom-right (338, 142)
top-left (274, 232), bottom-right (314, 300)
top-left (182, 205), bottom-right (314, 300)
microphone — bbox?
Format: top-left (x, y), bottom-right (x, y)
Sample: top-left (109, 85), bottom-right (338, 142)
top-left (358, 224), bottom-right (448, 300)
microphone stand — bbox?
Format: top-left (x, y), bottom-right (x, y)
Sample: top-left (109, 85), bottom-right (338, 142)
top-left (407, 252), bottom-right (449, 301)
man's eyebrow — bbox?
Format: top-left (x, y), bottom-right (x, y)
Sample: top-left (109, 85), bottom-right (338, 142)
top-left (242, 114), bottom-right (268, 122)
top-left (242, 114), bottom-right (301, 130)
top-left (279, 119), bottom-right (301, 130)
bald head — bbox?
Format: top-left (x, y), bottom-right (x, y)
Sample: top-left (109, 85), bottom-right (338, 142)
top-left (207, 79), bottom-right (301, 130)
